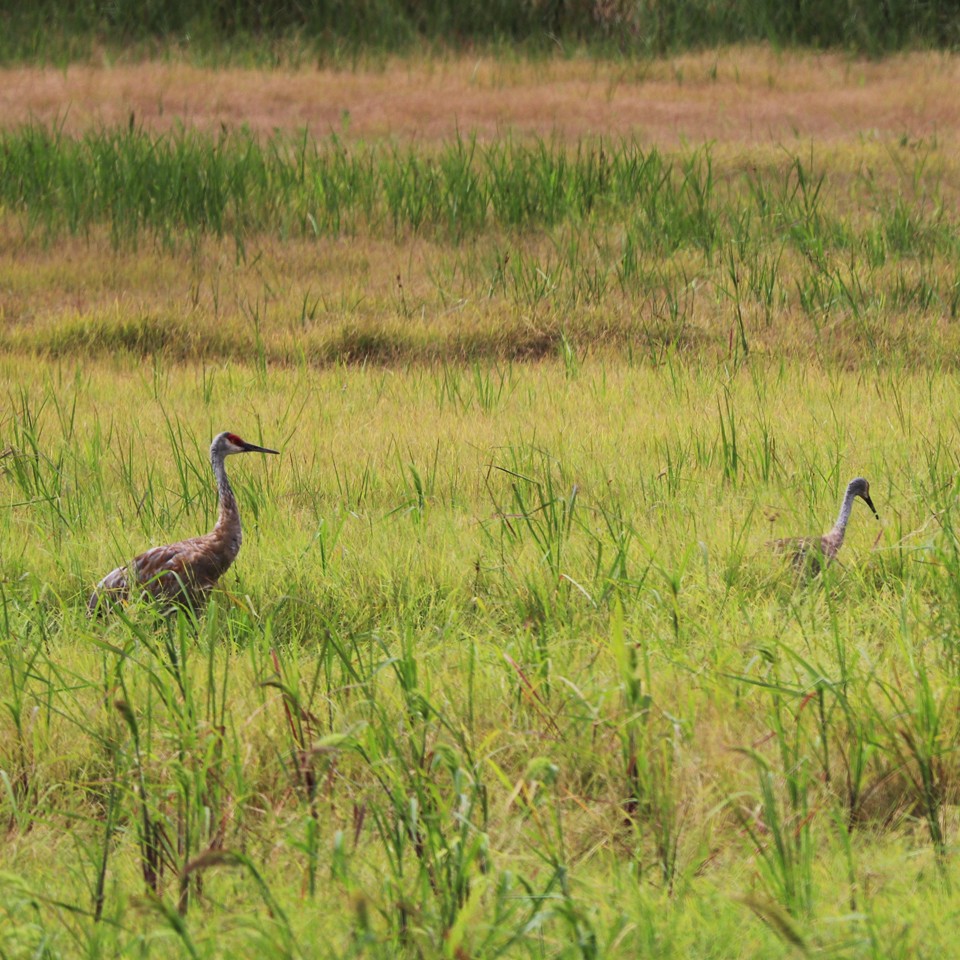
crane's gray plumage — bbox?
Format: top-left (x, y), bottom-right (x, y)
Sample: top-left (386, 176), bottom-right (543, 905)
top-left (89, 432), bottom-right (278, 615)
top-left (770, 477), bottom-right (879, 573)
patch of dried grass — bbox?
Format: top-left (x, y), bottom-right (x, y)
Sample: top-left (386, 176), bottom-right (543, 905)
top-left (1, 48), bottom-right (957, 146)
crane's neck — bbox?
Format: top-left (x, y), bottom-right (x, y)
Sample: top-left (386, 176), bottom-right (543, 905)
top-left (212, 450), bottom-right (241, 541)
top-left (829, 486), bottom-right (857, 546)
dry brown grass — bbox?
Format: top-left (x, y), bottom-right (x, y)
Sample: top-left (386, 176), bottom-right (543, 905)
top-left (1, 47), bottom-right (958, 145)
top-left (3, 223), bottom-right (958, 369)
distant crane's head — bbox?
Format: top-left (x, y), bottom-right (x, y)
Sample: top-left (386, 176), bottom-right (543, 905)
top-left (211, 432), bottom-right (280, 459)
top-left (847, 477), bottom-right (878, 518)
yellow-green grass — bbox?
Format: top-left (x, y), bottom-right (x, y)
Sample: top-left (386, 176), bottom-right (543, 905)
top-left (2, 351), bottom-right (960, 957)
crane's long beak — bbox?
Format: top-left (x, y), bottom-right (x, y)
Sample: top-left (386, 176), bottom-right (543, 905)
top-left (241, 441), bottom-right (279, 455)
top-left (863, 493), bottom-right (878, 519)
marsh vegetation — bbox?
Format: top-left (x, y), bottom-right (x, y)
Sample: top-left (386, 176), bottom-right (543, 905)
top-left (2, 43), bottom-right (960, 959)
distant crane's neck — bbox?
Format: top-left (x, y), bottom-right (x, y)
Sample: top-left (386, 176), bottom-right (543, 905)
top-left (830, 487), bottom-right (857, 545)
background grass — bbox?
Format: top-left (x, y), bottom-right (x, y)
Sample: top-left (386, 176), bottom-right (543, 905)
top-left (1, 127), bottom-right (959, 368)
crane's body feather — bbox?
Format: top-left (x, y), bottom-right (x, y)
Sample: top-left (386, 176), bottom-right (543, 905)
top-left (88, 432), bottom-right (276, 615)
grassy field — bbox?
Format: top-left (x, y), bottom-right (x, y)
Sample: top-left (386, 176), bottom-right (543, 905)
top-left (3, 50), bottom-right (960, 958)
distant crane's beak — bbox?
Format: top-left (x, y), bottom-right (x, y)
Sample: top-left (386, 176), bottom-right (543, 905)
top-left (241, 441), bottom-right (279, 455)
top-left (863, 493), bottom-right (878, 519)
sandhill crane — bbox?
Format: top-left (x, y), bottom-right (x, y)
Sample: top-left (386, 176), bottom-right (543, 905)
top-left (88, 431), bottom-right (278, 615)
top-left (770, 477), bottom-right (879, 573)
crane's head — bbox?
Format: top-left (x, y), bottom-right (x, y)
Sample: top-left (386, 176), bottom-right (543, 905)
top-left (212, 432), bottom-right (280, 458)
top-left (847, 477), bottom-right (878, 518)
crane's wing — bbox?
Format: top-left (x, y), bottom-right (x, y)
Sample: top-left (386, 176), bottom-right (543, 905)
top-left (132, 540), bottom-right (208, 598)
top-left (88, 538), bottom-right (208, 616)
top-left (88, 529), bottom-right (238, 617)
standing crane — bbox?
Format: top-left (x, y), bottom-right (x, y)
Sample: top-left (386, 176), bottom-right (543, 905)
top-left (770, 476), bottom-right (879, 573)
top-left (88, 431), bottom-right (279, 615)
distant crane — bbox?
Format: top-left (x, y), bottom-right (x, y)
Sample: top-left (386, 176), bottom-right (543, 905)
top-left (770, 477), bottom-right (879, 573)
top-left (88, 432), bottom-right (279, 615)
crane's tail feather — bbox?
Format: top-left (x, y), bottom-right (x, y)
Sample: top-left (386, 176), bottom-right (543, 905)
top-left (87, 567), bottom-right (129, 617)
